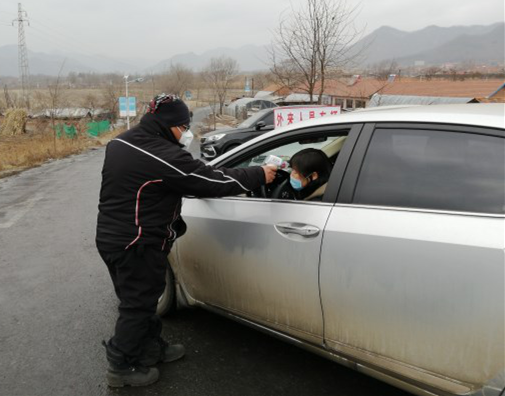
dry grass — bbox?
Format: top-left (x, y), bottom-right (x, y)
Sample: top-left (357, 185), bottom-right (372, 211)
top-left (5, 87), bottom-right (248, 112)
top-left (0, 108), bottom-right (28, 136)
top-left (0, 126), bottom-right (122, 177)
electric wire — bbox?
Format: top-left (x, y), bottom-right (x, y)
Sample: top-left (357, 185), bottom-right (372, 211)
top-left (24, 25), bottom-right (138, 77)
top-left (3, 6), bottom-right (143, 74)
top-left (28, 25), bottom-right (97, 60)
top-left (29, 18), bottom-right (100, 56)
top-left (1, 5), bottom-right (123, 68)
top-left (27, 18), bottom-right (139, 73)
top-left (0, 9), bottom-right (17, 17)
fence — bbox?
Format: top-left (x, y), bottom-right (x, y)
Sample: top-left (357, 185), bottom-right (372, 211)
top-left (55, 124), bottom-right (77, 139)
top-left (86, 121), bottom-right (110, 137)
top-left (54, 120), bottom-right (110, 139)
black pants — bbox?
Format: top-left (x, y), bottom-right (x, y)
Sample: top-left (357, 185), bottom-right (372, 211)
top-left (99, 245), bottom-right (167, 360)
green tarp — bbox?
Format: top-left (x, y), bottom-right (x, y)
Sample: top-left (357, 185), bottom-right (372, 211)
top-left (55, 120), bottom-right (110, 138)
top-left (87, 121), bottom-right (110, 137)
top-left (55, 124), bottom-right (77, 139)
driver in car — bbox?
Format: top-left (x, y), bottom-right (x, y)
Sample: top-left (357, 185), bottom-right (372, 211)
top-left (289, 148), bottom-right (332, 201)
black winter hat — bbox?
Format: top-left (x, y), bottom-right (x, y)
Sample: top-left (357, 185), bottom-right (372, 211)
top-left (141, 93), bottom-right (191, 128)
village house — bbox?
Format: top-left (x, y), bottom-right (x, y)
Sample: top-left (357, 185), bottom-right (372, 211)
top-left (322, 77), bottom-right (505, 109)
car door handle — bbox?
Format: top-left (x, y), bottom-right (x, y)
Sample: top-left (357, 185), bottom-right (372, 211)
top-left (274, 222), bottom-right (320, 238)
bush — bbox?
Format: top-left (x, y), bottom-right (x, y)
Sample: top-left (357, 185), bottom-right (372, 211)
top-left (0, 108), bottom-right (28, 136)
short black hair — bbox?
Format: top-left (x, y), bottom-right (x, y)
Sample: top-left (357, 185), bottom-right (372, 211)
top-left (289, 148), bottom-right (332, 179)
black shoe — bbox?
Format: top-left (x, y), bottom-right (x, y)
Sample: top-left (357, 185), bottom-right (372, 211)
top-left (103, 340), bottom-right (160, 387)
top-left (139, 337), bottom-right (185, 366)
top-left (106, 364), bottom-right (159, 388)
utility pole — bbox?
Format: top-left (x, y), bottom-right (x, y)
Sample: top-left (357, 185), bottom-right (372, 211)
top-left (123, 75), bottom-right (143, 129)
top-left (13, 3), bottom-right (30, 109)
top-left (124, 75), bottom-right (130, 129)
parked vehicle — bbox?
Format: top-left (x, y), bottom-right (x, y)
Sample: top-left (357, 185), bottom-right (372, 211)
top-left (200, 108), bottom-right (276, 159)
top-left (200, 105), bottom-right (339, 159)
top-left (159, 104), bottom-right (505, 396)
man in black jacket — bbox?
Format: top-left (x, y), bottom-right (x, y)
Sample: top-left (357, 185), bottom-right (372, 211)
top-left (96, 94), bottom-right (276, 387)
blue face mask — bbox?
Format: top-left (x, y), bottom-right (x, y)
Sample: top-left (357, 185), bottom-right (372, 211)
top-left (290, 176), bottom-right (304, 191)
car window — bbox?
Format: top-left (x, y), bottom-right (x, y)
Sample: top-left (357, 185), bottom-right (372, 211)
top-left (235, 136), bottom-right (344, 170)
top-left (237, 110), bottom-right (271, 128)
top-left (353, 128), bottom-right (505, 214)
top-left (226, 132), bottom-right (349, 202)
top-left (263, 112), bottom-right (274, 126)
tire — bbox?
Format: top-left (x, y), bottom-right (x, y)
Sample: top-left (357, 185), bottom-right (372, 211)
top-left (156, 265), bottom-right (176, 316)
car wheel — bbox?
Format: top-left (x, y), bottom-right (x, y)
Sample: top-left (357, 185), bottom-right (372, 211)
top-left (156, 265), bottom-right (176, 316)
top-left (224, 143), bottom-right (241, 153)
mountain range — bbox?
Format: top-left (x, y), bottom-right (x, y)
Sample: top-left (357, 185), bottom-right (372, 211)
top-left (351, 22), bottom-right (504, 67)
top-left (0, 22), bottom-right (503, 77)
top-left (151, 44), bottom-right (269, 73)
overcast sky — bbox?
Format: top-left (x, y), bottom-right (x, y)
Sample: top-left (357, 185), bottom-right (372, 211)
top-left (0, 0), bottom-right (503, 62)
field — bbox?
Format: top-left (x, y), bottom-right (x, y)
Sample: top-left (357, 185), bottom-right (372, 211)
top-left (4, 85), bottom-right (253, 113)
top-left (0, 85), bottom-right (254, 177)
top-left (0, 118), bottom-right (122, 177)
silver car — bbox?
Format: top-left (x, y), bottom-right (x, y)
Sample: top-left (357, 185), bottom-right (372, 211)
top-left (157, 104), bottom-right (505, 396)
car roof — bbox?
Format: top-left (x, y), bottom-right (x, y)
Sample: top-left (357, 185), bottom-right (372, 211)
top-left (268, 103), bottom-right (505, 136)
top-left (211, 104), bottom-right (505, 164)
top-left (288, 103), bottom-right (504, 130)
top-left (256, 108), bottom-right (275, 114)
top-left (260, 104), bottom-right (333, 114)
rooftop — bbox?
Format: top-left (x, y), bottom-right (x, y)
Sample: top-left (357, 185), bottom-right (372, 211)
top-left (323, 78), bottom-right (505, 99)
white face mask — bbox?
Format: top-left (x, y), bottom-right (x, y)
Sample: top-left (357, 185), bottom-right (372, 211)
top-left (178, 127), bottom-right (194, 148)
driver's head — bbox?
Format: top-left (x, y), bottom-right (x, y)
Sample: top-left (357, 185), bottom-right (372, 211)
top-left (289, 149), bottom-right (331, 191)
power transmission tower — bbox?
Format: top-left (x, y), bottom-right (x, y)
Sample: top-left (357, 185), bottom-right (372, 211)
top-left (13, 3), bottom-right (30, 109)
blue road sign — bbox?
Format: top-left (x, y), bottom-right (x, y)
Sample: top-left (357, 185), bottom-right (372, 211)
top-left (119, 97), bottom-right (137, 117)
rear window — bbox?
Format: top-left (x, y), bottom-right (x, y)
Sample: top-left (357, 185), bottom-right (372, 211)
top-left (353, 128), bottom-right (505, 214)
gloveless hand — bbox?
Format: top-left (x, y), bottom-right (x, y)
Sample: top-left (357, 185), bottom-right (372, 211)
top-left (261, 165), bottom-right (278, 184)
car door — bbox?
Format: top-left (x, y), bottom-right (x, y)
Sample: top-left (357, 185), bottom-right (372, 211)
top-left (319, 123), bottom-right (505, 393)
top-left (176, 124), bottom-right (361, 345)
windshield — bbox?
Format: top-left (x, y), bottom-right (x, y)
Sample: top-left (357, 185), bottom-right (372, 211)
top-left (238, 110), bottom-right (270, 128)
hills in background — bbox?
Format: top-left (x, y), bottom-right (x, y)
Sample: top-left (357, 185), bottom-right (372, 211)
top-left (0, 22), bottom-right (503, 77)
top-left (0, 45), bottom-right (148, 77)
top-left (151, 44), bottom-right (269, 73)
top-left (351, 22), bottom-right (504, 67)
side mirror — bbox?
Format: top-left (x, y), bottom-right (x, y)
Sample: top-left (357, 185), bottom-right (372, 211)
top-left (255, 121), bottom-right (266, 130)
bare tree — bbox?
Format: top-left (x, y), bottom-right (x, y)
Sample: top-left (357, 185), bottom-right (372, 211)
top-left (101, 81), bottom-right (122, 122)
top-left (369, 60), bottom-right (399, 81)
top-left (159, 64), bottom-right (194, 98)
top-left (3, 85), bottom-right (18, 109)
top-left (47, 61), bottom-right (67, 153)
top-left (82, 93), bottom-right (99, 119)
top-left (423, 66), bottom-right (441, 81)
top-left (270, 59), bottom-right (302, 92)
top-left (270, 0), bottom-right (361, 103)
top-left (250, 71), bottom-right (276, 92)
top-left (202, 56), bottom-right (239, 114)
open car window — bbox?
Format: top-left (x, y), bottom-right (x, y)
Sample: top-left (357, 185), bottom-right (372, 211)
top-left (226, 132), bottom-right (349, 202)
top-left (234, 136), bottom-right (346, 171)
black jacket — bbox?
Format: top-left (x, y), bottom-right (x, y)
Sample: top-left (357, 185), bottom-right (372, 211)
top-left (96, 116), bottom-right (265, 252)
top-left (296, 176), bottom-right (328, 201)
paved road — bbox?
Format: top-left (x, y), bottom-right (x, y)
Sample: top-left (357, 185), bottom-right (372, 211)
top-left (0, 147), bottom-right (409, 396)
